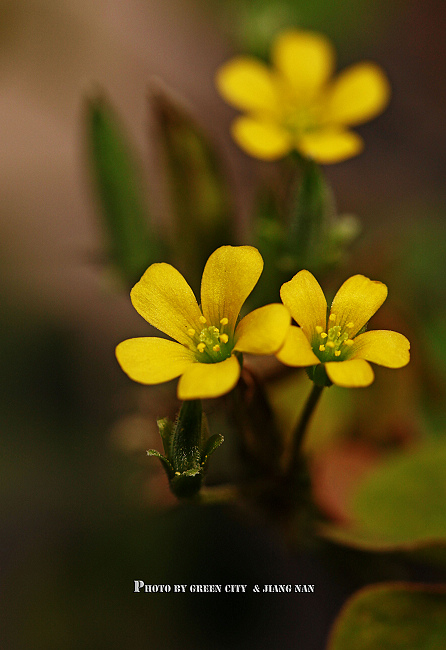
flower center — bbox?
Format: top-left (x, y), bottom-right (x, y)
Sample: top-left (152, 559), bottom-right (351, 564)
top-left (187, 316), bottom-right (232, 363)
top-left (313, 315), bottom-right (355, 362)
top-left (283, 108), bottom-right (317, 136)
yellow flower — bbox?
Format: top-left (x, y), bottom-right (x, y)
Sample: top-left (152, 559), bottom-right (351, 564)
top-left (116, 246), bottom-right (290, 400)
top-left (277, 270), bottom-right (410, 387)
top-left (216, 29), bottom-right (390, 163)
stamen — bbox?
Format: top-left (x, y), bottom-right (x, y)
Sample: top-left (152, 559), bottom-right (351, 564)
top-left (329, 313), bottom-right (336, 322)
top-left (320, 332), bottom-right (327, 339)
top-left (187, 328), bottom-right (195, 336)
top-left (197, 343), bottom-right (206, 353)
top-left (319, 344), bottom-right (326, 352)
top-left (199, 315), bottom-right (207, 324)
top-left (220, 334), bottom-right (229, 344)
top-left (213, 344), bottom-right (220, 352)
top-left (326, 341), bottom-right (335, 349)
top-left (346, 321), bottom-right (354, 329)
top-left (344, 339), bottom-right (354, 347)
top-left (220, 317), bottom-right (229, 326)
top-left (315, 326), bottom-right (323, 333)
top-left (335, 350), bottom-right (341, 357)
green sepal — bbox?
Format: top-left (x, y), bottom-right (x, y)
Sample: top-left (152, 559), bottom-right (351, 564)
top-left (147, 401), bottom-right (225, 499)
top-left (233, 350), bottom-right (244, 368)
top-left (157, 417), bottom-right (175, 458)
top-left (306, 364), bottom-right (332, 388)
top-left (85, 94), bottom-right (163, 285)
top-left (170, 468), bottom-right (204, 499)
top-left (201, 434), bottom-right (225, 470)
top-left (146, 449), bottom-right (175, 480)
top-left (170, 400), bottom-right (203, 474)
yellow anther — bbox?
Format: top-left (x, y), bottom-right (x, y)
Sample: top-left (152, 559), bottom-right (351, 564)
top-left (212, 344), bottom-right (221, 352)
top-left (320, 332), bottom-right (328, 339)
top-left (220, 317), bottom-right (229, 326)
top-left (326, 341), bottom-right (335, 349)
top-left (346, 321), bottom-right (354, 329)
top-left (199, 315), bottom-right (207, 324)
top-left (319, 344), bottom-right (326, 352)
top-left (197, 343), bottom-right (206, 353)
top-left (187, 328), bottom-right (195, 336)
top-left (335, 350), bottom-right (341, 357)
top-left (329, 313), bottom-right (337, 322)
top-left (175, 471), bottom-right (181, 476)
top-left (220, 334), bottom-right (229, 344)
top-left (343, 339), bottom-right (354, 346)
top-left (315, 326), bottom-right (323, 333)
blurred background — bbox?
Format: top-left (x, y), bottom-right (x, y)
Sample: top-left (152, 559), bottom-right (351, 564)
top-left (2, 0), bottom-right (446, 648)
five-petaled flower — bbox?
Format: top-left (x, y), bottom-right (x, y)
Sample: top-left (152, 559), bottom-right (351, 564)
top-left (216, 29), bottom-right (390, 163)
top-left (116, 246), bottom-right (290, 400)
top-left (276, 270), bottom-right (410, 387)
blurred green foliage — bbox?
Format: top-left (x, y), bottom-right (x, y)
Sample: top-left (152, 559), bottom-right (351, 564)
top-left (150, 83), bottom-right (234, 291)
top-left (351, 441), bottom-right (446, 547)
top-left (213, 0), bottom-right (405, 59)
top-left (328, 583), bottom-right (446, 650)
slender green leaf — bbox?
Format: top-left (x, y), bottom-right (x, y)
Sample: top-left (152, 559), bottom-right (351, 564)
top-left (86, 95), bottom-right (161, 284)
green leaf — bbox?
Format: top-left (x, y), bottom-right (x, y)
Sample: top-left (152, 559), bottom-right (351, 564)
top-left (324, 442), bottom-right (446, 550)
top-left (328, 583), bottom-right (446, 650)
top-left (86, 95), bottom-right (161, 285)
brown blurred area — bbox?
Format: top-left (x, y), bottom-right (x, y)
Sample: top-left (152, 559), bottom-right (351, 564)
top-left (2, 0), bottom-right (445, 330)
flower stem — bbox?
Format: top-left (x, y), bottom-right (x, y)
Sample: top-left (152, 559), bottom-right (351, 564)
top-left (287, 383), bottom-right (324, 481)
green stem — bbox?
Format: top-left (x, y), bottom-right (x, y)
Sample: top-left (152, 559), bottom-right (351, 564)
top-left (288, 155), bottom-right (327, 268)
top-left (287, 383), bottom-right (324, 481)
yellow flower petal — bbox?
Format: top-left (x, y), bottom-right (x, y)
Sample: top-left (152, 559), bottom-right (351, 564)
top-left (272, 29), bottom-right (335, 101)
top-left (325, 358), bottom-right (374, 387)
top-left (350, 330), bottom-right (410, 368)
top-left (324, 62), bottom-right (390, 126)
top-left (298, 127), bottom-right (363, 163)
top-left (233, 303), bottom-right (290, 355)
top-left (200, 245), bottom-right (263, 331)
top-left (231, 116), bottom-right (292, 160)
top-left (280, 270), bottom-right (327, 344)
top-left (115, 337), bottom-right (195, 384)
top-left (276, 325), bottom-right (320, 366)
top-left (330, 274), bottom-right (388, 337)
top-left (216, 56), bottom-right (280, 116)
top-left (131, 263), bottom-right (203, 346)
top-left (178, 355), bottom-right (241, 400)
